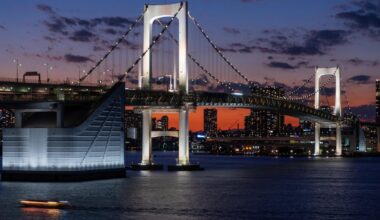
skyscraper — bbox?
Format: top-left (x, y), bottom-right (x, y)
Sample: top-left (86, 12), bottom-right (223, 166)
top-left (245, 87), bottom-right (285, 137)
top-left (204, 109), bottom-right (217, 137)
top-left (161, 115), bottom-right (169, 131)
top-left (125, 110), bottom-right (142, 140)
top-left (0, 109), bottom-right (15, 128)
top-left (244, 109), bottom-right (284, 137)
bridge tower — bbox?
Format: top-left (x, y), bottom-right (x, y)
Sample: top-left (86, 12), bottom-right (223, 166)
top-left (135, 1), bottom-right (197, 170)
top-left (314, 67), bottom-right (342, 156)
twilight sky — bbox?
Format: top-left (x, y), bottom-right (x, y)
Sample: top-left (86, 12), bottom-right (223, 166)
top-left (0, 0), bottom-right (379, 130)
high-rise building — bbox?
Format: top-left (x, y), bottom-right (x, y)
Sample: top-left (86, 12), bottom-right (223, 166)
top-left (204, 109), bottom-right (217, 137)
top-left (300, 120), bottom-right (313, 135)
top-left (0, 109), bottom-right (15, 128)
top-left (151, 116), bottom-right (169, 131)
top-left (244, 109), bottom-right (284, 137)
top-left (161, 115), bottom-right (169, 131)
top-left (362, 124), bottom-right (378, 152)
top-left (0, 109), bottom-right (15, 152)
top-left (125, 110), bottom-right (142, 140)
top-left (245, 87), bottom-right (285, 137)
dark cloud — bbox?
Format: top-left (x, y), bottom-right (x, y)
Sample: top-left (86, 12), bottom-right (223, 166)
top-left (223, 27), bottom-right (240, 35)
top-left (222, 29), bottom-right (349, 56)
top-left (38, 4), bottom-right (138, 47)
top-left (336, 1), bottom-right (380, 40)
top-left (44, 36), bottom-right (58, 43)
top-left (347, 58), bottom-right (364, 66)
top-left (92, 17), bottom-right (133, 27)
top-left (43, 17), bottom-right (68, 35)
top-left (64, 54), bottom-right (93, 63)
top-left (34, 54), bottom-right (63, 61)
top-left (271, 30), bottom-right (349, 56)
top-left (220, 42), bottom-right (276, 54)
top-left (345, 57), bottom-right (379, 66)
top-left (93, 46), bottom-right (104, 52)
top-left (69, 29), bottom-right (95, 42)
top-left (104, 28), bottom-right (117, 35)
top-left (267, 61), bottom-right (309, 70)
top-left (347, 74), bottom-right (372, 84)
top-left (267, 61), bottom-right (296, 69)
top-left (36, 4), bottom-right (54, 14)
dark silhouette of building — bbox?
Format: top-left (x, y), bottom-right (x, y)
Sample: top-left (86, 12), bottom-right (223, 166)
top-left (245, 87), bottom-right (284, 137)
top-left (0, 109), bottom-right (15, 128)
top-left (204, 109), bottom-right (217, 137)
top-left (161, 115), bottom-right (169, 131)
top-left (125, 110), bottom-right (142, 140)
top-left (300, 120), bottom-right (313, 135)
top-left (152, 115), bottom-right (169, 131)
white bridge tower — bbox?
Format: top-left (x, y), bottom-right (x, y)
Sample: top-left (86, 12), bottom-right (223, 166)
top-left (314, 66), bottom-right (342, 156)
top-left (138, 2), bottom-right (191, 167)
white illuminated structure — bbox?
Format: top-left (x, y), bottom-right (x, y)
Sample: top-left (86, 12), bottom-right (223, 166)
top-left (139, 2), bottom-right (191, 166)
top-left (2, 83), bottom-right (125, 177)
top-left (314, 67), bottom-right (342, 156)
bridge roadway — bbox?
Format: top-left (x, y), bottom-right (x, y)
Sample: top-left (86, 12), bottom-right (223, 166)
top-left (0, 80), bottom-right (338, 126)
top-left (125, 90), bottom-right (339, 126)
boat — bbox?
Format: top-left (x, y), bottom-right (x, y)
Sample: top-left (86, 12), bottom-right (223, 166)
top-left (19, 200), bottom-right (71, 209)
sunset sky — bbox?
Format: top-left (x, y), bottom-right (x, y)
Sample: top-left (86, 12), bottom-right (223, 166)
top-left (0, 0), bottom-right (379, 130)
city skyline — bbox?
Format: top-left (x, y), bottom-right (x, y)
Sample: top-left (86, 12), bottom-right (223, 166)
top-left (0, 0), bottom-right (379, 130)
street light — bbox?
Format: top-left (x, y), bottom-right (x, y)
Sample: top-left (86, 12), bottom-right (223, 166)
top-left (13, 59), bottom-right (21, 82)
top-left (43, 63), bottom-right (53, 83)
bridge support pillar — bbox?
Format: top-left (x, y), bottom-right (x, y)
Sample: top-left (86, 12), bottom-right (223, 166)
top-left (131, 109), bottom-right (163, 170)
top-left (336, 123), bottom-right (342, 156)
top-left (141, 109), bottom-right (152, 165)
top-left (314, 123), bottom-right (320, 156)
top-left (178, 107), bottom-right (190, 165)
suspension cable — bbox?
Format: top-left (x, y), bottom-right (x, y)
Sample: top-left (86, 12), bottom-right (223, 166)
top-left (285, 72), bottom-right (315, 97)
top-left (80, 7), bottom-right (148, 82)
top-left (287, 69), bottom-right (337, 101)
top-left (188, 12), bottom-right (253, 86)
top-left (156, 19), bottom-right (234, 92)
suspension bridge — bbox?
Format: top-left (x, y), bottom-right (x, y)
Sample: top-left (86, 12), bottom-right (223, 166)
top-left (0, 1), bottom-right (361, 179)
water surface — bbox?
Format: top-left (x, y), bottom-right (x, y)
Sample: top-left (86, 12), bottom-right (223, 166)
top-left (1, 152), bottom-right (380, 219)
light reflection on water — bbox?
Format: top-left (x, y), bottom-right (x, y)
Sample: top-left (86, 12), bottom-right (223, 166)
top-left (1, 152), bottom-right (380, 219)
top-left (21, 207), bottom-right (64, 220)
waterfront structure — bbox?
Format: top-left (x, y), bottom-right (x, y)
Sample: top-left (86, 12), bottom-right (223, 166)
top-left (204, 109), bottom-right (217, 137)
top-left (2, 83), bottom-right (126, 181)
